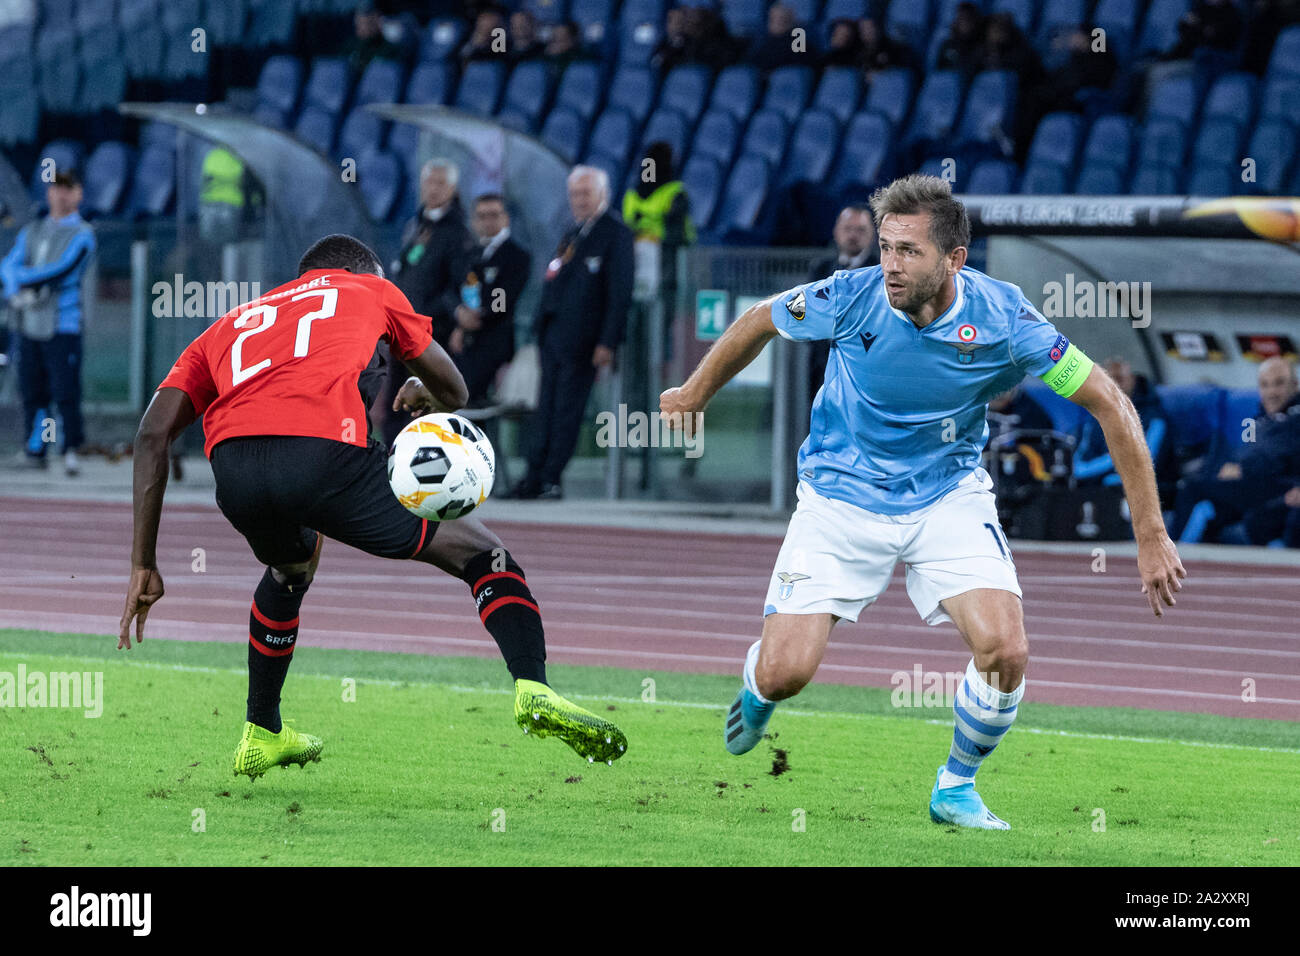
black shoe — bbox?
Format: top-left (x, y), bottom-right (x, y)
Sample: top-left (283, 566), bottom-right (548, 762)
top-left (536, 483), bottom-right (563, 501)
top-left (506, 480), bottom-right (541, 500)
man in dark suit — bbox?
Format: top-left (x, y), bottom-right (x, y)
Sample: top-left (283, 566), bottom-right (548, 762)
top-left (511, 166), bottom-right (634, 500)
top-left (806, 205), bottom-right (878, 401)
top-left (382, 158), bottom-right (476, 445)
top-left (449, 193), bottom-right (531, 405)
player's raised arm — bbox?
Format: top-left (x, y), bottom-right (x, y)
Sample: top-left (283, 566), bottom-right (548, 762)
top-left (120, 386), bottom-right (197, 649)
top-left (1067, 364), bottom-right (1187, 617)
top-left (660, 296), bottom-right (780, 424)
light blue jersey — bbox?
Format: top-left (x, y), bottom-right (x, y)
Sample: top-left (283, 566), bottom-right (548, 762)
top-left (772, 265), bottom-right (1094, 515)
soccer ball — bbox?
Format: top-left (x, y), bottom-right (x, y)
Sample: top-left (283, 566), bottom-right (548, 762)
top-left (388, 413), bottom-right (496, 521)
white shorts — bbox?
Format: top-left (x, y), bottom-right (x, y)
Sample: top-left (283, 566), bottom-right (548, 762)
top-left (763, 469), bottom-right (1022, 626)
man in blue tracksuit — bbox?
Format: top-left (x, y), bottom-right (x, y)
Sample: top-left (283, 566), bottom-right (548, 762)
top-left (1, 168), bottom-right (96, 475)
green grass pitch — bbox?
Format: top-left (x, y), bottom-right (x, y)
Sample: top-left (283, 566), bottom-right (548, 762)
top-left (2, 629), bottom-right (1297, 866)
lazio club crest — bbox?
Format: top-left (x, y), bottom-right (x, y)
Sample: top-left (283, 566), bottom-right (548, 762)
top-left (777, 571), bottom-right (810, 600)
top-left (954, 324), bottom-right (980, 364)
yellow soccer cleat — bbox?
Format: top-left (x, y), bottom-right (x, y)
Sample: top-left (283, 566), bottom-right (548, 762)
top-left (513, 679), bottom-right (628, 764)
top-left (232, 720), bottom-right (324, 779)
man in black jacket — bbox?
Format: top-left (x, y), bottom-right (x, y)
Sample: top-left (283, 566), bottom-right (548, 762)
top-left (450, 193), bottom-right (531, 405)
top-left (511, 166), bottom-right (633, 500)
top-left (382, 158), bottom-right (476, 445)
top-left (805, 205), bottom-right (877, 402)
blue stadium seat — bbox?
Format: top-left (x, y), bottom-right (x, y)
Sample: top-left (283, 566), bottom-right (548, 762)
top-left (540, 106), bottom-right (589, 163)
top-left (1268, 25), bottom-right (1300, 78)
top-left (501, 61), bottom-right (554, 130)
top-left (387, 124), bottom-right (419, 171)
top-left (252, 103), bottom-right (286, 130)
top-left (864, 68), bottom-right (915, 129)
top-left (1158, 384), bottom-right (1225, 462)
top-left (338, 107), bottom-right (386, 160)
top-left (708, 65), bottom-right (762, 123)
top-left (455, 60), bottom-right (506, 115)
top-left (779, 110), bottom-right (841, 187)
top-left (722, 0), bottom-right (767, 37)
top-left (829, 111), bottom-right (894, 195)
top-left (1186, 164), bottom-right (1237, 196)
top-left (1260, 77), bottom-right (1300, 125)
top-left (1092, 0), bottom-right (1141, 61)
top-left (78, 29), bottom-right (126, 111)
top-left (1146, 73), bottom-right (1198, 126)
top-left (247, 0), bottom-right (296, 49)
top-left (522, 0), bottom-right (569, 24)
top-left (739, 108), bottom-right (791, 168)
top-left (680, 154), bottom-right (722, 230)
top-left (904, 69), bottom-right (964, 146)
top-left (690, 109), bottom-right (741, 168)
top-left (1019, 161), bottom-right (1069, 194)
top-left (119, 0), bottom-right (163, 80)
top-left (822, 0), bottom-right (868, 21)
top-left (1035, 0), bottom-right (1085, 47)
top-left (588, 106), bottom-right (638, 167)
top-left (420, 18), bottom-right (467, 63)
top-left (256, 55), bottom-right (303, 124)
top-left (1203, 72), bottom-right (1258, 125)
top-left (1083, 114), bottom-right (1134, 173)
top-left (1027, 113), bottom-right (1084, 176)
top-left (1130, 163), bottom-right (1180, 194)
top-left (571, 0), bottom-right (614, 35)
top-left (786, 0), bottom-right (822, 26)
top-left (1191, 117), bottom-right (1244, 167)
top-left (965, 159), bottom-right (1018, 194)
top-left (205, 0), bottom-right (247, 47)
top-left (405, 62), bottom-right (454, 105)
top-left (0, 22), bottom-right (32, 62)
top-left (618, 17), bottom-right (662, 67)
top-left (1075, 162), bottom-right (1126, 194)
top-left (1136, 0), bottom-right (1190, 57)
top-left (607, 65), bottom-right (656, 124)
top-left (991, 0), bottom-right (1036, 35)
top-left (139, 121), bottom-right (175, 151)
top-left (82, 142), bottom-right (134, 217)
top-left (294, 107), bottom-right (339, 156)
top-left (1136, 117), bottom-right (1188, 168)
top-left (884, 0), bottom-right (933, 57)
top-left (638, 107), bottom-right (691, 163)
top-left (358, 148), bottom-right (403, 221)
top-left (712, 153), bottom-right (771, 240)
top-left (354, 59), bottom-right (404, 107)
top-left (555, 61), bottom-right (604, 119)
top-left (761, 66), bottom-right (814, 124)
top-left (660, 65), bottom-right (713, 124)
top-left (304, 58), bottom-right (351, 116)
top-left (957, 70), bottom-right (1016, 145)
top-left (811, 67), bottom-right (863, 124)
top-left (36, 27), bottom-right (79, 113)
top-left (1219, 389), bottom-right (1262, 456)
top-left (1243, 120), bottom-right (1297, 195)
top-left (29, 140), bottom-right (85, 201)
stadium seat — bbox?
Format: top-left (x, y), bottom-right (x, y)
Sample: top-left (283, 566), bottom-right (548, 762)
top-left (252, 103), bottom-right (286, 130)
top-left (1191, 118), bottom-right (1244, 167)
top-left (1260, 77), bottom-right (1300, 125)
top-left (618, 17), bottom-right (662, 68)
top-left (811, 68), bottom-right (863, 124)
top-left (1146, 73), bottom-right (1199, 127)
top-left (522, 0), bottom-right (568, 24)
top-left (36, 26), bottom-right (79, 113)
top-left (256, 55), bottom-right (303, 124)
top-left (82, 142), bottom-right (134, 217)
top-left (712, 153), bottom-right (771, 240)
top-left (247, 0), bottom-right (297, 49)
top-left (990, 0), bottom-right (1037, 35)
top-left (1027, 113), bottom-right (1084, 177)
top-left (338, 107), bottom-right (386, 160)
top-left (420, 19), bottom-right (467, 64)
top-left (965, 159), bottom-right (1018, 194)
top-left (1035, 0), bottom-right (1086, 48)
top-left (1186, 164), bottom-right (1237, 196)
top-left (607, 66), bottom-right (656, 125)
top-left (638, 107), bottom-right (692, 164)
top-left (1136, 0), bottom-right (1191, 58)
top-left (680, 153), bottom-right (722, 230)
top-left (739, 108), bottom-right (791, 168)
top-left (722, 0), bottom-right (767, 37)
top-left (78, 31), bottom-right (127, 111)
top-left (571, 0), bottom-right (614, 37)
top-left (1083, 114), bottom-right (1134, 174)
top-left (1243, 120), bottom-right (1298, 195)
top-left (354, 59), bottom-right (404, 108)
top-left (864, 68), bottom-right (915, 129)
top-left (957, 70), bottom-right (1017, 145)
top-left (1019, 161), bottom-right (1069, 194)
top-left (690, 109), bottom-right (741, 168)
top-left (823, 0), bottom-right (869, 21)
top-left (1092, 0), bottom-right (1141, 61)
top-left (904, 70), bottom-right (964, 147)
top-left (29, 140), bottom-right (85, 200)
top-left (1157, 384), bottom-right (1224, 463)
top-left (294, 106), bottom-right (339, 156)
top-left (555, 61), bottom-right (604, 120)
top-left (1136, 117), bottom-right (1188, 169)
top-left (119, 0), bottom-right (163, 80)
top-left (761, 66), bottom-right (814, 124)
top-left (1074, 162), bottom-right (1126, 194)
top-left (455, 60), bottom-right (507, 116)
top-left (1203, 72), bottom-right (1258, 125)
top-left (358, 149), bottom-right (403, 222)
top-left (660, 65), bottom-right (713, 124)
top-left (206, 0), bottom-right (248, 47)
top-left (588, 106), bottom-right (638, 167)
top-left (785, 0), bottom-right (821, 26)
top-left (495, 108), bottom-right (532, 134)
top-left (883, 0), bottom-right (932, 57)
top-left (501, 61), bottom-right (555, 130)
top-left (304, 58), bottom-right (352, 116)
top-left (387, 123), bottom-right (419, 170)
top-left (540, 106), bottom-right (589, 163)
top-left (1130, 163), bottom-right (1180, 195)
top-left (1266, 24), bottom-right (1300, 78)
top-left (405, 62), bottom-right (454, 105)
top-left (828, 111), bottom-right (895, 196)
top-left (779, 110), bottom-right (841, 188)
top-left (708, 66), bottom-right (762, 123)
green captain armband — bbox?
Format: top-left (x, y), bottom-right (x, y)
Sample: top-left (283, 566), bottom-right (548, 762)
top-left (1041, 343), bottom-right (1094, 398)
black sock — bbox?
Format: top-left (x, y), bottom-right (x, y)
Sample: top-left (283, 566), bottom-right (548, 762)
top-left (462, 550), bottom-right (547, 684)
top-left (246, 568), bottom-right (308, 733)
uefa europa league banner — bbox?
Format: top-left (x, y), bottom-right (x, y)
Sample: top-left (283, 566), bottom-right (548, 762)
top-left (962, 196), bottom-right (1300, 241)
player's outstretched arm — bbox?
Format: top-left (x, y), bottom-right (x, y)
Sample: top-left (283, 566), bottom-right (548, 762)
top-left (403, 341), bottom-right (469, 413)
top-left (1068, 366), bottom-right (1187, 617)
top-left (660, 296), bottom-right (779, 425)
top-left (120, 387), bottom-right (197, 649)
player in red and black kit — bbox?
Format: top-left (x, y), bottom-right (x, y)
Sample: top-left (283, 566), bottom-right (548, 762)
top-left (117, 235), bottom-right (627, 776)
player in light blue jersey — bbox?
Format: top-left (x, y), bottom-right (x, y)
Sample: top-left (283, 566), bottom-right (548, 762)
top-left (661, 175), bottom-right (1186, 830)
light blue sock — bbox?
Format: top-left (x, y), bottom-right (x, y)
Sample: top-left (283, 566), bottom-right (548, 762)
top-left (938, 658), bottom-right (1024, 790)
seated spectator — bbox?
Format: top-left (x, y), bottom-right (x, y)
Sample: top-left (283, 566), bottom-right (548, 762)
top-left (346, 5), bottom-right (406, 72)
top-left (747, 3), bottom-right (803, 71)
top-left (1242, 0), bottom-right (1300, 76)
top-left (821, 19), bottom-right (862, 67)
top-left (856, 17), bottom-right (914, 73)
top-left (978, 12), bottom-right (1042, 87)
top-left (653, 6), bottom-right (691, 73)
top-left (1074, 358), bottom-right (1174, 489)
top-left (1171, 357), bottom-right (1300, 543)
top-left (461, 6), bottom-right (506, 64)
top-left (509, 10), bottom-right (545, 62)
top-left (1016, 24), bottom-right (1117, 157)
top-left (936, 2), bottom-right (985, 78)
top-left (1161, 0), bottom-right (1244, 60)
top-left (543, 21), bottom-right (592, 73)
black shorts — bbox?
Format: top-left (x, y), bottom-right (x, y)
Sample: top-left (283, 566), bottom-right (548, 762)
top-left (210, 436), bottom-right (433, 567)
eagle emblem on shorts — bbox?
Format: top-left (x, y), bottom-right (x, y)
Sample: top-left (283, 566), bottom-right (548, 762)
top-left (777, 571), bottom-right (811, 600)
top-left (785, 291), bottom-right (806, 320)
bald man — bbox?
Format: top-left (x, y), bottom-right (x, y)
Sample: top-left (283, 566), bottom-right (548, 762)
top-left (1170, 356), bottom-right (1300, 544)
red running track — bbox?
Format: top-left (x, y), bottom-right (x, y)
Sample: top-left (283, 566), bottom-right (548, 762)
top-left (2, 496), bottom-right (1298, 721)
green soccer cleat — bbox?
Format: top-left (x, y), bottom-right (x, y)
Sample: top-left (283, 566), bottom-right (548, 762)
top-left (513, 679), bottom-right (628, 764)
top-left (232, 720), bottom-right (324, 779)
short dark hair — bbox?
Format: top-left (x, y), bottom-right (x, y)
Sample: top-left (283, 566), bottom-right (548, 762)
top-left (868, 174), bottom-right (971, 255)
top-left (474, 192), bottom-right (507, 209)
top-left (297, 234), bottom-right (383, 276)
top-left (52, 168), bottom-right (81, 188)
